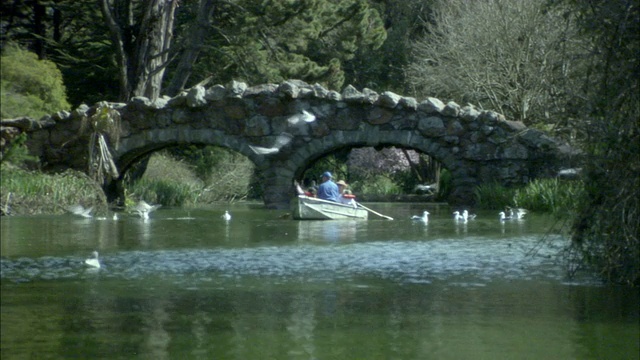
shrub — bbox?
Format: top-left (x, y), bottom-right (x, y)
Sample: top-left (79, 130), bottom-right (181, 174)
top-left (1, 44), bottom-right (71, 119)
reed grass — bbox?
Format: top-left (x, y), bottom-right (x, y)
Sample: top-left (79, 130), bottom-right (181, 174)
top-left (474, 178), bottom-right (583, 216)
top-left (474, 182), bottom-right (517, 210)
top-left (1, 166), bottom-right (106, 215)
top-left (514, 178), bottom-right (583, 215)
top-left (125, 150), bottom-right (254, 207)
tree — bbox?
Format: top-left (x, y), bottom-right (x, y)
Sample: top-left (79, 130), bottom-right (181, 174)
top-left (568, 0), bottom-right (639, 286)
top-left (99, 0), bottom-right (179, 101)
top-left (406, 0), bottom-right (587, 136)
top-left (179, 0), bottom-right (387, 92)
top-left (344, 0), bottom-right (434, 93)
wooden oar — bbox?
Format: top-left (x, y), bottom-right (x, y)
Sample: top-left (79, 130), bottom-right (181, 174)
top-left (357, 202), bottom-right (394, 220)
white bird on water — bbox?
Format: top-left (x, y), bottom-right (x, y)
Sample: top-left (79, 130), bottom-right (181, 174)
top-left (411, 211), bottom-right (430, 222)
top-left (498, 211), bottom-right (512, 221)
top-left (84, 251), bottom-right (101, 269)
top-left (462, 210), bottom-right (477, 221)
top-left (452, 211), bottom-right (465, 221)
top-left (68, 205), bottom-right (93, 218)
top-left (132, 200), bottom-right (161, 220)
top-left (222, 210), bottom-right (232, 221)
top-left (511, 208), bottom-right (528, 220)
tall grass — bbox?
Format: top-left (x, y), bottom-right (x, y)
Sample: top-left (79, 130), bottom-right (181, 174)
top-left (474, 182), bottom-right (516, 210)
top-left (1, 166), bottom-right (106, 215)
top-left (514, 178), bottom-right (583, 215)
top-left (125, 150), bottom-right (255, 207)
top-left (474, 178), bottom-right (583, 216)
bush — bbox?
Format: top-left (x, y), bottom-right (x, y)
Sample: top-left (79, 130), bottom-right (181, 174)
top-left (1, 44), bottom-right (71, 119)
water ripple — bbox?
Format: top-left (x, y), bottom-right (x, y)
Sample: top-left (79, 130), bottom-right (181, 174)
top-left (1, 235), bottom-right (570, 285)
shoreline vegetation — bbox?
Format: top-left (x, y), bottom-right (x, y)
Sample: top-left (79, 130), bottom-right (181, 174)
top-left (1, 151), bottom-right (581, 217)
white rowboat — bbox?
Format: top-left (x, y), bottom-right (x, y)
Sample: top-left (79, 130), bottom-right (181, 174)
top-left (291, 195), bottom-right (368, 220)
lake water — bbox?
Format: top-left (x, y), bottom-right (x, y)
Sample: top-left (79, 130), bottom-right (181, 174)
top-left (1, 203), bottom-right (638, 359)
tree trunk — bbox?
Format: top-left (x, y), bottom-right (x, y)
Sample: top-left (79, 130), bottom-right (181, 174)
top-left (165, 0), bottom-right (216, 96)
top-left (100, 0), bottom-right (178, 101)
top-left (131, 0), bottom-right (178, 100)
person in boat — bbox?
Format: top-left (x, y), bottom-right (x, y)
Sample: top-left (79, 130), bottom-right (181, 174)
top-left (317, 171), bottom-right (340, 202)
top-left (294, 180), bottom-right (317, 197)
top-left (336, 180), bottom-right (357, 206)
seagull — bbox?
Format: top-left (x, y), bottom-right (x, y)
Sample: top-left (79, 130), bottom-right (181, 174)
top-left (68, 205), bottom-right (93, 218)
top-left (452, 211), bottom-right (465, 221)
top-left (84, 251), bottom-right (101, 269)
top-left (287, 109), bottom-right (316, 125)
top-left (498, 211), bottom-right (512, 221)
top-left (249, 133), bottom-right (293, 155)
top-left (222, 210), bottom-right (231, 221)
top-left (462, 210), bottom-right (477, 221)
top-left (132, 200), bottom-right (161, 220)
top-left (511, 208), bottom-right (528, 220)
top-left (411, 211), bottom-right (430, 222)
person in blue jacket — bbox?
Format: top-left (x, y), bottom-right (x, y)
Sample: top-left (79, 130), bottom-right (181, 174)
top-left (317, 171), bottom-right (340, 202)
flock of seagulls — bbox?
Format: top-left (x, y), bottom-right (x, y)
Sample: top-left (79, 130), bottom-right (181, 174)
top-left (79, 207), bottom-right (232, 270)
top-left (499, 207), bottom-right (528, 221)
top-left (411, 207), bottom-right (528, 223)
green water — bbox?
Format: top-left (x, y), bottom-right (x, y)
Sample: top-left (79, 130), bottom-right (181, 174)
top-left (1, 203), bottom-right (638, 359)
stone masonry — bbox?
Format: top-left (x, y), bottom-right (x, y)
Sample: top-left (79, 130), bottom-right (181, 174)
top-left (1, 79), bottom-right (575, 209)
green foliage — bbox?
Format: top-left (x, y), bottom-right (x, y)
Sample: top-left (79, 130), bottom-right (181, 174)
top-left (0, 167), bottom-right (106, 215)
top-left (513, 178), bottom-right (583, 215)
top-left (189, 0), bottom-right (386, 90)
top-left (474, 183), bottom-right (517, 210)
top-left (129, 178), bottom-right (198, 207)
top-left (125, 149), bottom-right (256, 206)
top-left (474, 178), bottom-right (582, 216)
top-left (1, 133), bottom-right (38, 166)
top-left (1, 44), bottom-right (71, 119)
top-left (352, 175), bottom-right (402, 195)
top-left (437, 168), bottom-right (452, 200)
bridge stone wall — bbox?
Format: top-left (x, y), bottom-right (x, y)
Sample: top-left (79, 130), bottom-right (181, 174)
top-left (2, 80), bottom-right (574, 209)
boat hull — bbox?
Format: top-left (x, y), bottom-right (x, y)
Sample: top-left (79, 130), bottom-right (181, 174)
top-left (291, 196), bottom-right (368, 220)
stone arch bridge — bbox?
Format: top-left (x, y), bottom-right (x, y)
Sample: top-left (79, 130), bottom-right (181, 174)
top-left (6, 80), bottom-right (574, 209)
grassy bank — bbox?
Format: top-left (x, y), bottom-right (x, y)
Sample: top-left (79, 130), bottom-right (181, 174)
top-left (0, 165), bottom-right (107, 215)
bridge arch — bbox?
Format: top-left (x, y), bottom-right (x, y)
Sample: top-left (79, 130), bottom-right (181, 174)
top-left (11, 80), bottom-right (574, 209)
